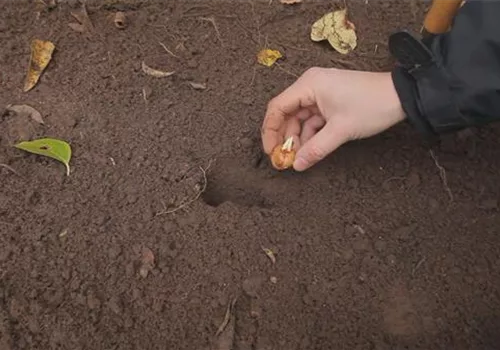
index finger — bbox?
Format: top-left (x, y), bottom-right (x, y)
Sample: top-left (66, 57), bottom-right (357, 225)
top-left (261, 79), bottom-right (315, 154)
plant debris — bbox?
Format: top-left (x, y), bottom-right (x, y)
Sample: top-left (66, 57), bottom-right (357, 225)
top-left (0, 164), bottom-right (20, 177)
top-left (47, 0), bottom-right (57, 10)
top-left (70, 2), bottom-right (94, 34)
top-left (311, 8), bottom-right (357, 54)
top-left (262, 247), bottom-right (276, 264)
top-left (257, 49), bottom-right (283, 67)
top-left (188, 81), bottom-right (207, 90)
top-left (156, 160), bottom-right (212, 216)
top-left (280, 0), bottom-right (302, 4)
top-left (141, 61), bottom-right (175, 78)
top-left (68, 22), bottom-right (85, 32)
top-left (23, 39), bottom-right (55, 92)
top-left (139, 247), bottom-right (155, 278)
top-left (214, 297), bottom-right (237, 350)
top-left (271, 136), bottom-right (296, 170)
top-left (114, 11), bottom-right (127, 29)
top-left (6, 104), bottom-right (44, 124)
top-left (14, 138), bottom-right (72, 176)
top-left (215, 298), bottom-right (236, 336)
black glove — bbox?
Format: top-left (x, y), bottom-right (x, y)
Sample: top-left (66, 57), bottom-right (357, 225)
top-left (389, 1), bottom-right (500, 136)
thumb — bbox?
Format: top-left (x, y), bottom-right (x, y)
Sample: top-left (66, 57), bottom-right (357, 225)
top-left (293, 123), bottom-right (345, 171)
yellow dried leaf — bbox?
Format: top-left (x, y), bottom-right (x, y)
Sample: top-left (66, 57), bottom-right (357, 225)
top-left (257, 49), bottom-right (282, 67)
top-left (23, 39), bottom-right (55, 92)
top-left (310, 9), bottom-right (357, 54)
top-left (280, 0), bottom-right (302, 4)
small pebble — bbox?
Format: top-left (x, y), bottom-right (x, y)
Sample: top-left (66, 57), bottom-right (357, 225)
top-left (387, 254), bottom-right (397, 265)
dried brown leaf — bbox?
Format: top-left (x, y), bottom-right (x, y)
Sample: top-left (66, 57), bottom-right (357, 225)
top-left (6, 104), bottom-right (44, 124)
top-left (141, 61), bottom-right (175, 78)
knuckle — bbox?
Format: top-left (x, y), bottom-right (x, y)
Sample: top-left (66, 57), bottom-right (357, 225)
top-left (304, 67), bottom-right (321, 79)
top-left (267, 97), bottom-right (282, 113)
top-left (267, 97), bottom-right (277, 110)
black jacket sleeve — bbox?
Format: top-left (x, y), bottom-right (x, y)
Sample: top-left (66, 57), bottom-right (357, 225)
top-left (391, 1), bottom-right (500, 136)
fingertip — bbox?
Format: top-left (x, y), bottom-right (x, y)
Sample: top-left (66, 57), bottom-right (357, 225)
top-left (293, 156), bottom-right (310, 172)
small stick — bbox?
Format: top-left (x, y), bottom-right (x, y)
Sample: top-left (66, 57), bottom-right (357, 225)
top-left (249, 66), bottom-right (257, 86)
top-left (429, 150), bottom-right (454, 202)
top-left (199, 16), bottom-right (224, 46)
top-left (156, 160), bottom-right (213, 216)
top-left (412, 257), bottom-right (426, 276)
top-left (251, 1), bottom-right (262, 46)
top-left (275, 41), bottom-right (309, 52)
top-left (142, 88), bottom-right (148, 106)
top-left (159, 42), bottom-right (179, 58)
top-left (0, 163), bottom-right (20, 177)
top-left (275, 63), bottom-right (299, 78)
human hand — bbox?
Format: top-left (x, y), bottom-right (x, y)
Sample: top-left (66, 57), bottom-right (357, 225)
top-left (261, 68), bottom-right (406, 171)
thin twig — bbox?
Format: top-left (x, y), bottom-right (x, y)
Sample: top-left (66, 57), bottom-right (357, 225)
top-left (158, 42), bottom-right (179, 58)
top-left (215, 297), bottom-right (237, 336)
top-left (234, 17), bottom-right (259, 45)
top-left (199, 16), bottom-right (224, 46)
top-left (412, 257), bottom-right (426, 276)
top-left (156, 160), bottom-right (213, 216)
top-left (275, 41), bottom-right (309, 51)
top-left (275, 63), bottom-right (299, 78)
top-left (251, 1), bottom-right (262, 46)
top-left (429, 150), bottom-right (454, 202)
top-left (382, 176), bottom-right (406, 187)
top-left (142, 88), bottom-right (148, 106)
top-left (0, 163), bottom-right (20, 177)
top-left (249, 66), bottom-right (257, 86)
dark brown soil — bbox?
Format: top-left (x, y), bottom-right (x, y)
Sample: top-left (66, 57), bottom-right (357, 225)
top-left (1, 1), bottom-right (500, 349)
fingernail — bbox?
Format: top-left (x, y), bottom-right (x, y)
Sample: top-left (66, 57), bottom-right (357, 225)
top-left (293, 157), bottom-right (307, 171)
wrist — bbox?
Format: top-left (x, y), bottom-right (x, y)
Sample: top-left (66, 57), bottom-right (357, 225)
top-left (385, 71), bottom-right (407, 124)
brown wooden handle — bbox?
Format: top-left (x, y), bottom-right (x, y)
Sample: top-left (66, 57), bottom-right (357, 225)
top-left (423, 0), bottom-right (463, 34)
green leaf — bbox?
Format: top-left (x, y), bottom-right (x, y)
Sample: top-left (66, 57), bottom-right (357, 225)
top-left (15, 138), bottom-right (72, 176)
